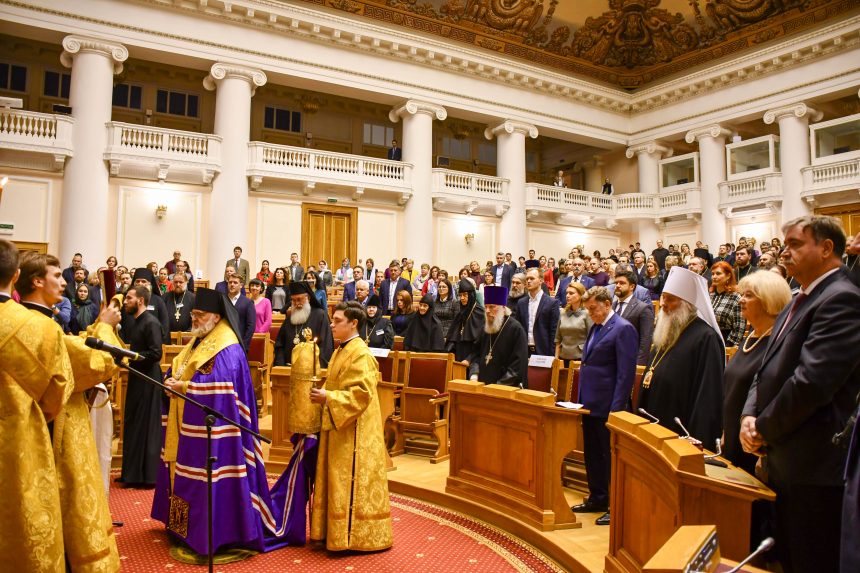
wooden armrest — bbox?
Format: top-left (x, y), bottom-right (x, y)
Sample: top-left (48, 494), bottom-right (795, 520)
top-left (429, 394), bottom-right (449, 405)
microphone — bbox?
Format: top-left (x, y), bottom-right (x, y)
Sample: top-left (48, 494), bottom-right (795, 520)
top-left (675, 416), bottom-right (703, 449)
top-left (638, 408), bottom-right (659, 424)
top-left (725, 537), bottom-right (774, 573)
top-left (85, 337), bottom-right (143, 361)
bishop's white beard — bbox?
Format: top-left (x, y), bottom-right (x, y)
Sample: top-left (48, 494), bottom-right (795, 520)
top-left (190, 315), bottom-right (219, 338)
top-left (484, 308), bottom-right (510, 334)
top-left (290, 303), bottom-right (312, 325)
top-left (653, 301), bottom-right (697, 351)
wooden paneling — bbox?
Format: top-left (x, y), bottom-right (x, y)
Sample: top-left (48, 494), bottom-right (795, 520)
top-left (816, 202), bottom-right (860, 238)
top-left (301, 203), bottom-right (357, 269)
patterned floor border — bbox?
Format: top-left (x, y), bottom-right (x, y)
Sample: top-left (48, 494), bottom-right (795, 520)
top-left (389, 494), bottom-right (566, 573)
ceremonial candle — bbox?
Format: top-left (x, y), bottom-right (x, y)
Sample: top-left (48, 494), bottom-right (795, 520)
top-left (313, 337), bottom-right (318, 379)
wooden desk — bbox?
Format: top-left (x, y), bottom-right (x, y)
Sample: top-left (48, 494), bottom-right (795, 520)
top-left (446, 381), bottom-right (587, 531)
top-left (605, 412), bottom-right (775, 573)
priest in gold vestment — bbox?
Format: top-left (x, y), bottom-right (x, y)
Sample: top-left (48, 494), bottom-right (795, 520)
top-left (0, 241), bottom-right (70, 573)
top-left (14, 250), bottom-right (122, 572)
top-left (310, 301), bottom-right (393, 551)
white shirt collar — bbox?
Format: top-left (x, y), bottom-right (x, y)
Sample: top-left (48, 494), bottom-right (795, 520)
top-left (229, 293), bottom-right (240, 304)
top-left (616, 293), bottom-right (633, 304)
top-left (596, 309), bottom-right (615, 326)
top-left (801, 266), bottom-right (841, 296)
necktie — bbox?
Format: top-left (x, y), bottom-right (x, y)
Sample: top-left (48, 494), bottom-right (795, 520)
top-left (776, 292), bottom-right (808, 339)
top-left (586, 323), bottom-right (603, 354)
top-left (616, 301), bottom-right (625, 317)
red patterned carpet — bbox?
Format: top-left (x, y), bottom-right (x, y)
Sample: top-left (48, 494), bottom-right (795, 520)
top-left (109, 477), bottom-right (564, 572)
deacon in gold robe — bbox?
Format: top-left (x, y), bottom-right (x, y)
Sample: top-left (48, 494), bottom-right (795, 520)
top-left (310, 301), bottom-right (393, 552)
top-left (0, 240), bottom-right (70, 573)
top-left (16, 251), bottom-right (122, 573)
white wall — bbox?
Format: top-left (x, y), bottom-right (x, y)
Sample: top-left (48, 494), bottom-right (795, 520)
top-left (662, 223), bottom-right (700, 251)
top-left (116, 184), bottom-right (203, 273)
top-left (255, 198), bottom-right (303, 269)
top-left (527, 224), bottom-right (620, 260)
top-left (728, 216), bottom-right (780, 246)
top-left (0, 174), bottom-right (58, 247)
top-left (434, 213), bottom-right (499, 273)
top-left (358, 207), bottom-right (400, 269)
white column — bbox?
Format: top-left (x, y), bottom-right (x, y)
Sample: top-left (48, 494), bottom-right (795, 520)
top-left (764, 103), bottom-right (822, 224)
top-left (203, 63), bottom-right (266, 281)
top-left (585, 155), bottom-right (604, 194)
top-left (485, 120), bottom-right (538, 257)
top-left (59, 35), bottom-right (127, 264)
top-left (625, 141), bottom-right (672, 252)
top-left (686, 125), bottom-right (730, 252)
top-left (389, 100), bottom-right (446, 265)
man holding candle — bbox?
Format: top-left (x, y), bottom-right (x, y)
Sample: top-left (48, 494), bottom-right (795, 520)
top-left (309, 301), bottom-right (393, 551)
top-left (274, 282), bottom-right (334, 367)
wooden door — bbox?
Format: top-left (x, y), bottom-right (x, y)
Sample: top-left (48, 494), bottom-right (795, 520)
top-left (816, 202), bottom-right (860, 239)
top-left (301, 203), bottom-right (357, 271)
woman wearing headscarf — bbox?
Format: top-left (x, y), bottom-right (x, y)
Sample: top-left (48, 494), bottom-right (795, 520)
top-left (70, 282), bottom-right (99, 334)
top-left (404, 293), bottom-right (445, 352)
top-left (359, 294), bottom-right (394, 349)
top-left (445, 278), bottom-right (485, 363)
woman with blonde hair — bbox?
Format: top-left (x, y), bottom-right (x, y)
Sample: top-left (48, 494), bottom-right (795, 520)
top-left (554, 281), bottom-right (591, 366)
top-left (723, 270), bottom-right (791, 476)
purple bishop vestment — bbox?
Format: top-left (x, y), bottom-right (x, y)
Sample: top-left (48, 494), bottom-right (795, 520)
top-left (151, 342), bottom-right (315, 554)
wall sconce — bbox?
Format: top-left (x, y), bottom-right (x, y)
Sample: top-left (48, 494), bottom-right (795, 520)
top-left (464, 233), bottom-right (475, 245)
top-left (156, 204), bottom-right (167, 220)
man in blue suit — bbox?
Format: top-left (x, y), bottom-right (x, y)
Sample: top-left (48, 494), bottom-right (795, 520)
top-left (571, 286), bottom-right (637, 526)
top-left (605, 263), bottom-right (651, 303)
top-left (226, 273), bottom-right (255, 353)
top-left (342, 266), bottom-right (372, 301)
top-left (377, 261), bottom-right (411, 315)
top-left (490, 252), bottom-right (514, 291)
top-left (515, 265), bottom-right (559, 356)
top-left (556, 258), bottom-right (595, 305)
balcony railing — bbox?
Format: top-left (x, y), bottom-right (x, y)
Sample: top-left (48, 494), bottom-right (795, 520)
top-left (0, 108), bottom-right (74, 170)
top-left (524, 183), bottom-right (701, 223)
top-left (718, 173), bottom-right (783, 214)
top-left (247, 142), bottom-right (412, 199)
top-left (430, 168), bottom-right (510, 215)
top-left (801, 157), bottom-right (860, 203)
top-left (105, 122), bottom-right (222, 184)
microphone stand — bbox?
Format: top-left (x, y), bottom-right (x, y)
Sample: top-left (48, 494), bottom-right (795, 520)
top-left (116, 359), bottom-right (270, 573)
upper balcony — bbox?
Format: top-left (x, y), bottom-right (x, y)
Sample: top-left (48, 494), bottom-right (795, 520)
top-left (105, 122), bottom-right (222, 185)
top-left (718, 135), bottom-right (783, 216)
top-left (524, 183), bottom-right (701, 228)
top-left (0, 108), bottom-right (74, 171)
top-left (247, 142), bottom-right (412, 203)
top-left (431, 169), bottom-right (509, 217)
top-left (801, 113), bottom-right (860, 207)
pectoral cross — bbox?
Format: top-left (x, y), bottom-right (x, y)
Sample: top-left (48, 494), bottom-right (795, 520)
top-left (175, 308), bottom-right (181, 321)
top-left (485, 351), bottom-right (492, 365)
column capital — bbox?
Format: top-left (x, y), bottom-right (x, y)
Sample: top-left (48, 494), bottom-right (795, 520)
top-left (388, 100), bottom-right (447, 123)
top-left (483, 119), bottom-right (538, 140)
top-left (60, 35), bottom-right (128, 74)
top-left (763, 102), bottom-right (822, 125)
top-left (685, 124), bottom-right (732, 144)
top-left (203, 63), bottom-right (267, 95)
top-left (625, 141), bottom-right (673, 160)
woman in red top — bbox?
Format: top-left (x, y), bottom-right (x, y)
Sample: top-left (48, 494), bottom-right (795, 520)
top-left (256, 259), bottom-right (274, 285)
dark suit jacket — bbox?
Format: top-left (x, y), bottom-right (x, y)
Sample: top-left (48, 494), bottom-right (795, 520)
top-left (515, 292), bottom-right (560, 356)
top-left (226, 257), bottom-right (251, 285)
top-left (215, 281), bottom-right (246, 297)
top-left (743, 269), bottom-right (860, 487)
top-left (490, 263), bottom-right (514, 290)
top-left (288, 264), bottom-right (305, 283)
top-left (555, 275), bottom-right (595, 306)
top-left (614, 296), bottom-right (654, 366)
top-left (343, 281), bottom-right (357, 302)
top-left (232, 295), bottom-right (256, 352)
top-left (62, 266), bottom-right (88, 285)
top-left (377, 277), bottom-right (412, 314)
top-left (388, 147), bottom-right (402, 160)
top-left (578, 313), bottom-right (638, 417)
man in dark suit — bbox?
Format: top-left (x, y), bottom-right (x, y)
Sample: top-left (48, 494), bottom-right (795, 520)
top-left (572, 286), bottom-right (637, 525)
top-left (61, 252), bottom-right (88, 285)
top-left (686, 256), bottom-right (712, 288)
top-left (64, 267), bottom-right (88, 301)
top-left (490, 252), bottom-right (514, 290)
top-left (342, 267), bottom-right (371, 301)
top-left (556, 258), bottom-right (595, 306)
top-left (287, 252), bottom-right (304, 283)
top-left (741, 216), bottom-right (860, 573)
top-left (215, 266), bottom-right (245, 297)
top-left (377, 261), bottom-right (411, 315)
top-left (631, 251), bottom-right (647, 285)
top-left (226, 274), bottom-right (255, 352)
top-left (611, 269), bottom-right (654, 366)
top-left (516, 266), bottom-right (559, 356)
top-left (387, 139), bottom-right (401, 161)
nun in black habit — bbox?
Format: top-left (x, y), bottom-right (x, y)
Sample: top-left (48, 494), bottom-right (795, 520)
top-left (360, 294), bottom-right (395, 349)
top-left (404, 293), bottom-right (445, 352)
top-left (445, 278), bottom-right (485, 363)
top-left (273, 281), bottom-right (334, 366)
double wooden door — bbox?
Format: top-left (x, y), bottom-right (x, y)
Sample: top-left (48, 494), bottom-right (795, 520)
top-left (301, 203), bottom-right (357, 271)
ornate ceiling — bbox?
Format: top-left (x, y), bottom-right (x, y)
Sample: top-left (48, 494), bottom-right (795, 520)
top-left (295, 0), bottom-right (859, 89)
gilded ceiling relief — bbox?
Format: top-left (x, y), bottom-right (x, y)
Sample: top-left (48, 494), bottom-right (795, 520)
top-left (301, 0), bottom-right (857, 87)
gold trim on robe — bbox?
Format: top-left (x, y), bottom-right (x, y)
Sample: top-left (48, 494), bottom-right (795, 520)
top-left (310, 338), bottom-right (393, 551)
